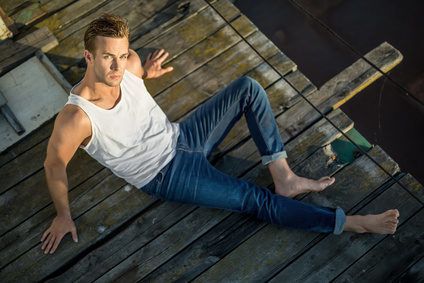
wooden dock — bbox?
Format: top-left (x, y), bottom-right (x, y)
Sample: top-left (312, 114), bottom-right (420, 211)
top-left (1, 0), bottom-right (423, 282)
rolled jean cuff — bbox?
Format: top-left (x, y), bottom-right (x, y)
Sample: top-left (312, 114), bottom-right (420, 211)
top-left (333, 206), bottom-right (346, 235)
top-left (261, 150), bottom-right (288, 166)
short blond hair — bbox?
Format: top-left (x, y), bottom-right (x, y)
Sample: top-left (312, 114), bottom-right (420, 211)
top-left (84, 13), bottom-right (130, 54)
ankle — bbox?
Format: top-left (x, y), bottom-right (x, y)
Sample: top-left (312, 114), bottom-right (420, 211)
top-left (344, 215), bottom-right (367, 233)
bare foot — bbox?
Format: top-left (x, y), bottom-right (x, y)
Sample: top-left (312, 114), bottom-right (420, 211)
top-left (344, 209), bottom-right (400, 234)
top-left (274, 174), bottom-right (335, 198)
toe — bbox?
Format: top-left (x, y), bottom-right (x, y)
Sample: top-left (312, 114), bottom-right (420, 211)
top-left (319, 176), bottom-right (335, 187)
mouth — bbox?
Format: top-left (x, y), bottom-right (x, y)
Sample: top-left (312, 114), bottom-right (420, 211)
top-left (109, 74), bottom-right (121, 80)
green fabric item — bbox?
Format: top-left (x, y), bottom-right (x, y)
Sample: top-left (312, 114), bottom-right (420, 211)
top-left (331, 128), bottom-right (373, 163)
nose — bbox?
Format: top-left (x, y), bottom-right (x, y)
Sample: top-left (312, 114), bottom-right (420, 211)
top-left (110, 58), bottom-right (121, 71)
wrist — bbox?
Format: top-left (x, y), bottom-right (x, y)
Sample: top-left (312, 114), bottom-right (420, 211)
top-left (57, 212), bottom-right (72, 219)
top-left (142, 69), bottom-right (149, 80)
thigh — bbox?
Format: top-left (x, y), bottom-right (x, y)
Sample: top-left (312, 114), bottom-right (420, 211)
top-left (149, 150), bottom-right (340, 233)
top-left (178, 76), bottom-right (256, 158)
top-left (153, 150), bottom-right (255, 213)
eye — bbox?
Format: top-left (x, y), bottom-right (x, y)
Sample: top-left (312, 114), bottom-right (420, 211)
top-left (103, 55), bottom-right (111, 59)
top-left (120, 54), bottom-right (128, 59)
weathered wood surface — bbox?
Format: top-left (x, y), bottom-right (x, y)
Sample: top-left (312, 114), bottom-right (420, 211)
top-left (0, 26), bottom-right (58, 76)
top-left (0, 55), bottom-right (69, 153)
top-left (269, 174), bottom-right (423, 282)
top-left (191, 145), bottom-right (401, 282)
top-left (44, 108), bottom-right (353, 282)
top-left (0, 0), bottom-right (420, 282)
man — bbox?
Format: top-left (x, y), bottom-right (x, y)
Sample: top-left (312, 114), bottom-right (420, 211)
top-left (42, 14), bottom-right (400, 255)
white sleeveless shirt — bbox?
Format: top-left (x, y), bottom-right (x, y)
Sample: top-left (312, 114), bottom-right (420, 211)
top-left (65, 69), bottom-right (180, 189)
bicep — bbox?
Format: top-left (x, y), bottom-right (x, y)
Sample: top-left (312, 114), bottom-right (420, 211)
top-left (126, 49), bottom-right (143, 78)
top-left (44, 109), bottom-right (88, 168)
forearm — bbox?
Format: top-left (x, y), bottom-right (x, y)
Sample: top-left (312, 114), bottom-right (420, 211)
top-left (44, 165), bottom-right (72, 218)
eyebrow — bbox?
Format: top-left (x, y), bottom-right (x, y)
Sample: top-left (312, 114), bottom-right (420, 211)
top-left (102, 52), bottom-right (129, 57)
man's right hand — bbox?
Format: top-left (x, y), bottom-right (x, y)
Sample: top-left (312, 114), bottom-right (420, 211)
top-left (41, 215), bottom-right (78, 254)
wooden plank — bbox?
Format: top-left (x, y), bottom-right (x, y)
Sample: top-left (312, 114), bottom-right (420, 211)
top-left (397, 256), bottom-right (424, 282)
top-left (35, 50), bottom-right (72, 93)
top-left (0, 116), bottom-right (54, 167)
top-left (180, 62), bottom-right (286, 160)
top-left (0, 178), bottom-right (155, 282)
top-left (0, 168), bottom-right (114, 269)
top-left (141, 168), bottom-right (413, 282)
top-left (0, 60), bottom-right (282, 276)
top-left (242, 109), bottom-right (353, 191)
top-left (51, 0), bottom-right (198, 42)
top-left (0, 26), bottom-right (58, 76)
top-left (52, 0), bottom-right (134, 41)
top-left (52, 109), bottom-right (355, 282)
top-left (0, 0), bottom-right (213, 186)
top-left (231, 14), bottom-right (256, 38)
top-left (331, 42), bottom-right (403, 109)
top-left (129, 112), bottom-right (353, 282)
top-left (155, 40), bottom-right (264, 121)
top-left (220, 10), bottom-right (298, 80)
top-left (56, 0), bottom-right (209, 80)
top-left (0, 55), bottom-right (69, 154)
top-left (129, 0), bottom-right (213, 51)
top-left (34, 0), bottom-right (110, 36)
top-left (1, 0), bottom-right (28, 14)
top-left (207, 0), bottom-right (240, 22)
top-left (211, 43), bottom-right (399, 173)
top-left (274, 42), bottom-right (403, 143)
top-left (11, 2), bottom-right (46, 26)
top-left (333, 207), bottom-right (424, 282)
top-left (47, 201), bottom-right (198, 282)
top-left (400, 173), bottom-right (424, 204)
top-left (269, 175), bottom-right (422, 282)
top-left (0, 6), bottom-right (250, 195)
top-left (0, 0), bottom-right (218, 164)
top-left (85, 207), bottom-right (230, 283)
top-left (141, 8), bottom-right (248, 95)
top-left (191, 146), bottom-right (400, 282)
top-left (0, 6), bottom-right (14, 39)
top-left (0, 149), bottom-right (103, 236)
top-left (0, 9), bottom-right (274, 248)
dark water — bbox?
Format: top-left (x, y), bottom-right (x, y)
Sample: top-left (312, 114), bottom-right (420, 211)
top-left (234, 0), bottom-right (424, 184)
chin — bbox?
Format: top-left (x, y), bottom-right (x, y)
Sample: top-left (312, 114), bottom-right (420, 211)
top-left (104, 77), bottom-right (122, 87)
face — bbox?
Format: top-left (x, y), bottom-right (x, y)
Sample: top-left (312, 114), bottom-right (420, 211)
top-left (85, 36), bottom-right (129, 87)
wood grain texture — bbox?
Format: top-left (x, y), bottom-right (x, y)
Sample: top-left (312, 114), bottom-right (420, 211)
top-left (333, 206), bottom-right (424, 282)
top-left (269, 175), bottom-right (422, 282)
top-left (192, 146), bottom-right (400, 282)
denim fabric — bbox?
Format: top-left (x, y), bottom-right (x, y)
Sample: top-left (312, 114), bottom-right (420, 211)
top-left (141, 76), bottom-right (346, 235)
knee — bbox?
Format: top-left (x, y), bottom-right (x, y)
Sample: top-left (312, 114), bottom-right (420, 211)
top-left (237, 76), bottom-right (259, 89)
top-left (236, 76), bottom-right (266, 98)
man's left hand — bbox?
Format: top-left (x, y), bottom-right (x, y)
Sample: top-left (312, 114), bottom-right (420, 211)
top-left (143, 49), bottom-right (174, 79)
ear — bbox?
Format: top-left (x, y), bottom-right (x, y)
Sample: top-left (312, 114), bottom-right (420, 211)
top-left (84, 50), bottom-right (94, 64)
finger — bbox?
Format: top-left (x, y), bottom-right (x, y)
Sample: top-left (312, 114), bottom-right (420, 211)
top-left (162, 66), bottom-right (174, 74)
top-left (147, 52), bottom-right (153, 61)
top-left (150, 49), bottom-right (159, 59)
top-left (71, 228), bottom-right (79, 243)
top-left (41, 229), bottom-right (50, 242)
top-left (42, 233), bottom-right (53, 250)
top-left (50, 236), bottom-right (62, 254)
top-left (153, 48), bottom-right (164, 60)
top-left (157, 51), bottom-right (169, 65)
top-left (45, 235), bottom-right (56, 254)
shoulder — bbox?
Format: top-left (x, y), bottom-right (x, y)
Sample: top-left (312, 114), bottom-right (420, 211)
top-left (57, 104), bottom-right (91, 135)
top-left (44, 104), bottom-right (91, 167)
top-left (125, 49), bottom-right (143, 78)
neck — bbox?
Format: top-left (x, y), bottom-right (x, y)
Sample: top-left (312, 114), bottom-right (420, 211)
top-left (79, 67), bottom-right (120, 99)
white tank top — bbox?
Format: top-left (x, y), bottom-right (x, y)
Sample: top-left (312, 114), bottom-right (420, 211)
top-left (65, 69), bottom-right (180, 189)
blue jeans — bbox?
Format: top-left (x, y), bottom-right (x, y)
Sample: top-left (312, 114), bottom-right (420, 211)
top-left (142, 76), bottom-right (346, 235)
